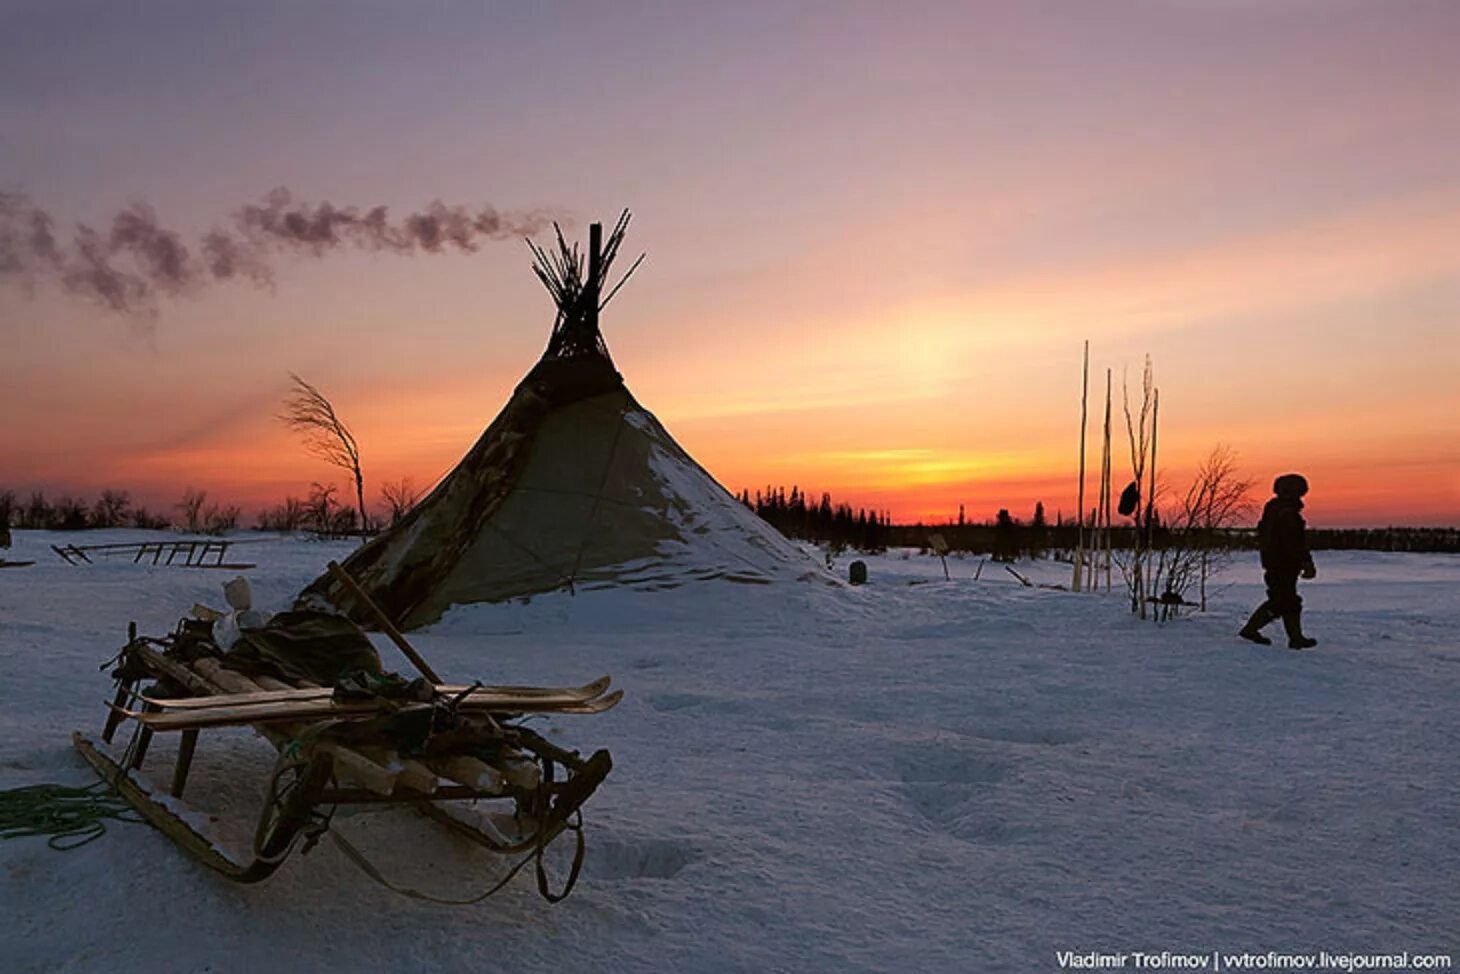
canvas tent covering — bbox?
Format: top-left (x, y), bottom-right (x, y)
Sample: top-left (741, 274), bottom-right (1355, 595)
top-left (297, 214), bottom-right (825, 630)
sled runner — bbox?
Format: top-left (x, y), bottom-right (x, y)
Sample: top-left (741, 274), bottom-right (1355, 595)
top-left (76, 604), bottom-right (616, 901)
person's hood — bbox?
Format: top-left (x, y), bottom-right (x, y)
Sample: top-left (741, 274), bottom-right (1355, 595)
top-left (1273, 473), bottom-right (1309, 499)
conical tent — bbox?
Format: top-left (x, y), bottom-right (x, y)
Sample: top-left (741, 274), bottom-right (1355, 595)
top-left (296, 214), bottom-right (826, 629)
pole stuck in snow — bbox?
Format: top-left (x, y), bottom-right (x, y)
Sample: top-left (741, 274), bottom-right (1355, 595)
top-left (1103, 368), bottom-right (1114, 591)
top-left (1073, 340), bottom-right (1089, 592)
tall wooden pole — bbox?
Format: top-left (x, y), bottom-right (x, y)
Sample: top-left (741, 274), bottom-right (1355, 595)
top-left (1146, 388), bottom-right (1160, 607)
top-left (587, 222), bottom-right (603, 331)
top-left (1073, 341), bottom-right (1089, 591)
top-left (1089, 367), bottom-right (1109, 592)
top-left (328, 561), bottom-right (442, 684)
top-left (1097, 367), bottom-right (1109, 589)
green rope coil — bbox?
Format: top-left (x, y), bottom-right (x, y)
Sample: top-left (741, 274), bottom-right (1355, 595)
top-left (0, 782), bottom-right (142, 850)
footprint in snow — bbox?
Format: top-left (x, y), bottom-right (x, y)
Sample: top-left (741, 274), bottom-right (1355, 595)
top-left (647, 692), bottom-right (749, 715)
top-left (582, 835), bottom-right (699, 881)
top-left (960, 725), bottom-right (1082, 747)
top-left (897, 749), bottom-right (1041, 845)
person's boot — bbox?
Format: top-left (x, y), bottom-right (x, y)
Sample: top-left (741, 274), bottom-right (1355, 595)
top-left (1239, 605), bottom-right (1277, 645)
top-left (1282, 610), bottom-right (1318, 650)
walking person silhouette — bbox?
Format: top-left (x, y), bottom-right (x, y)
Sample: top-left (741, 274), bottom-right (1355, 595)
top-left (1240, 474), bottom-right (1319, 649)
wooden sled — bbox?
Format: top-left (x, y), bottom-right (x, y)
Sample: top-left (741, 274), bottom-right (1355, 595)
top-left (52, 540), bottom-right (255, 569)
top-left (77, 619), bottom-right (616, 899)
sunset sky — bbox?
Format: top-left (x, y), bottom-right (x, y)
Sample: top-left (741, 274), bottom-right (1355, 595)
top-left (3, 1), bottom-right (1457, 527)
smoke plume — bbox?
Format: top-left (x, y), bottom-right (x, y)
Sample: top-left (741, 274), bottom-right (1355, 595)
top-left (0, 189), bottom-right (556, 315)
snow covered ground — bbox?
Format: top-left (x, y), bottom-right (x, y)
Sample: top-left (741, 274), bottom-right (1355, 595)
top-left (2, 530), bottom-right (1456, 972)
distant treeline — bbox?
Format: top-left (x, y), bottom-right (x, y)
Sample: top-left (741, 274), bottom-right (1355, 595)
top-left (885, 522), bottom-right (1460, 557)
top-left (739, 488), bottom-right (1460, 556)
top-left (884, 508), bottom-right (1060, 562)
top-left (0, 486), bottom-right (356, 536)
top-left (5, 483), bottom-right (1456, 554)
top-left (1, 489), bottom-right (178, 532)
top-left (737, 487), bottom-right (892, 552)
top-left (1305, 527), bottom-right (1460, 553)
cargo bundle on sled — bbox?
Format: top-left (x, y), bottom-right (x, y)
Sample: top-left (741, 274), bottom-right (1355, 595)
top-left (74, 566), bottom-right (617, 902)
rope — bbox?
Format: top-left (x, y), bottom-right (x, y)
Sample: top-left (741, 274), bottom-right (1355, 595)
top-left (0, 781), bottom-right (143, 850)
top-left (307, 741), bottom-right (588, 905)
top-left (328, 814), bottom-right (585, 906)
top-left (4, 693), bottom-right (148, 851)
top-left (253, 758), bottom-right (333, 865)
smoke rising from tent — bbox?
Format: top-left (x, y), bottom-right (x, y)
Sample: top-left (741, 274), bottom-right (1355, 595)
top-left (0, 189), bottom-right (556, 315)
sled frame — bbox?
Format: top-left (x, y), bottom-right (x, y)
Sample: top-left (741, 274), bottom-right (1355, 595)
top-left (78, 625), bottom-right (613, 895)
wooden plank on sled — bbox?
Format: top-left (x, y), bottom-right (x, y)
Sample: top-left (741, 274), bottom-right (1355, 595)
top-left (113, 689), bottom-right (625, 732)
top-left (143, 675), bottom-right (613, 711)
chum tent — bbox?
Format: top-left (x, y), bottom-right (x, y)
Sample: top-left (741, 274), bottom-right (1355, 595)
top-left (296, 213), bottom-right (827, 630)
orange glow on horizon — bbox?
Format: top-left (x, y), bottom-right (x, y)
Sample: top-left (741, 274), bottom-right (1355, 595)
top-left (11, 387), bottom-right (1456, 530)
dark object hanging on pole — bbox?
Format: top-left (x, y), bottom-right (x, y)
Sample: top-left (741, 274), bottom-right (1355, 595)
top-left (1118, 481), bottom-right (1140, 517)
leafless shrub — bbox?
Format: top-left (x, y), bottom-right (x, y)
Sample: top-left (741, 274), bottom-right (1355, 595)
top-left (257, 496), bottom-right (307, 532)
top-left (175, 488), bottom-right (208, 533)
top-left (1119, 357), bottom-right (1158, 616)
top-left (0, 490), bottom-right (12, 548)
top-left (203, 503), bottom-right (240, 535)
top-left (379, 477), bottom-right (420, 527)
top-left (22, 492), bottom-right (50, 529)
top-left (304, 482), bottom-right (338, 534)
top-left (89, 488), bottom-right (131, 528)
top-left (303, 482), bottom-right (355, 535)
top-left (53, 495), bottom-right (89, 530)
top-left (1149, 445), bottom-right (1257, 613)
top-left (131, 506), bottom-right (170, 530)
top-left (329, 505), bottom-right (358, 535)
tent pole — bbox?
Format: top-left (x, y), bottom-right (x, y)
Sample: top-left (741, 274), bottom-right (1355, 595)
top-left (328, 561), bottom-right (442, 684)
top-left (588, 222), bottom-right (603, 330)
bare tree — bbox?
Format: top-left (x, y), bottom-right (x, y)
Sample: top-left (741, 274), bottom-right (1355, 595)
top-left (203, 503), bottom-right (240, 535)
top-left (379, 477), bottom-right (420, 527)
top-left (257, 496), bottom-right (307, 532)
top-left (53, 495), bottom-right (89, 530)
top-left (90, 488), bottom-right (131, 528)
top-left (131, 506), bottom-right (170, 530)
top-left (22, 492), bottom-right (50, 529)
top-left (175, 488), bottom-right (208, 533)
top-left (1119, 445), bottom-right (1257, 620)
top-left (281, 373), bottom-right (366, 535)
top-left (1120, 357), bottom-right (1158, 617)
top-left (329, 504), bottom-right (358, 535)
top-left (0, 490), bottom-right (13, 548)
top-left (304, 482), bottom-right (340, 535)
